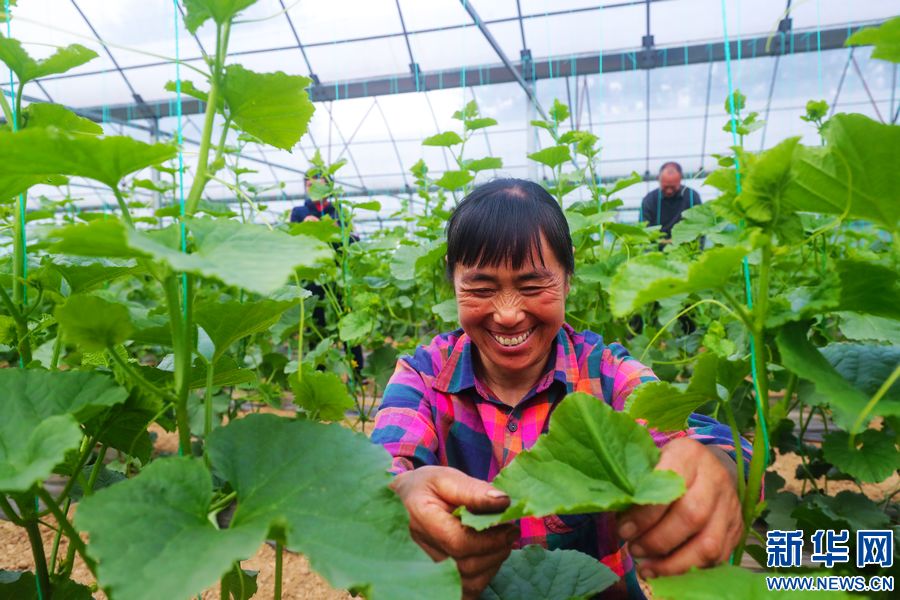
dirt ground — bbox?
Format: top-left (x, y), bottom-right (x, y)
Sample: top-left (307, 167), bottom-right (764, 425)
top-left (1, 404), bottom-right (895, 599)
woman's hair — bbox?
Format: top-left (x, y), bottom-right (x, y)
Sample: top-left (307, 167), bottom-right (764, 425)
top-left (445, 178), bottom-right (574, 279)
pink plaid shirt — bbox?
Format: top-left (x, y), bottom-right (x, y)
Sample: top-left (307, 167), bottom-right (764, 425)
top-left (372, 324), bottom-right (750, 598)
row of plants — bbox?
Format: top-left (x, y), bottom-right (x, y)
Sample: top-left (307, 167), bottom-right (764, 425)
top-left (0, 1), bottom-right (897, 597)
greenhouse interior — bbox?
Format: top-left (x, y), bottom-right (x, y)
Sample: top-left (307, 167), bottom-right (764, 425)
top-left (0, 0), bottom-right (898, 599)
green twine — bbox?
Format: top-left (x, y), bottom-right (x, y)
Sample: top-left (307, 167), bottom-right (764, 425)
top-left (719, 0), bottom-right (770, 487)
top-left (173, 0), bottom-right (188, 456)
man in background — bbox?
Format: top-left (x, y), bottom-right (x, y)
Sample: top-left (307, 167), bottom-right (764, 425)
top-left (290, 169), bottom-right (364, 371)
top-left (639, 161), bottom-right (701, 240)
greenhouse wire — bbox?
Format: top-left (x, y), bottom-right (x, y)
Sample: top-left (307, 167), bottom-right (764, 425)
top-left (173, 0), bottom-right (188, 456)
top-left (719, 0), bottom-right (770, 518)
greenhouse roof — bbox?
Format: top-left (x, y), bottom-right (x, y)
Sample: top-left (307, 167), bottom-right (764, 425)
top-left (2, 0), bottom-right (897, 230)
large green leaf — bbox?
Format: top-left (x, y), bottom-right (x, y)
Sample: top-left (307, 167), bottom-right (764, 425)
top-left (837, 312), bottom-right (900, 344)
top-left (626, 353), bottom-right (720, 431)
top-left (608, 246), bottom-right (748, 317)
top-left (822, 430), bottom-right (900, 483)
top-left (183, 0), bottom-right (257, 33)
top-left (846, 16), bottom-right (900, 63)
top-left (459, 393), bottom-right (684, 530)
top-left (50, 259), bottom-right (137, 293)
top-left (792, 490), bottom-right (890, 534)
top-left (820, 343), bottom-right (900, 401)
top-left (339, 310), bottom-right (374, 343)
top-left (0, 38), bottom-right (96, 83)
top-left (0, 570), bottom-right (93, 600)
top-left (289, 370), bottom-right (354, 421)
top-left (389, 241), bottom-right (445, 281)
top-left (422, 131), bottom-right (463, 147)
top-left (194, 299), bottom-right (296, 361)
top-left (1, 103), bottom-right (103, 135)
top-left (209, 414), bottom-right (460, 599)
top-left (480, 546), bottom-right (618, 600)
top-left (784, 113), bottom-right (900, 230)
top-left (51, 217), bottom-right (333, 295)
top-left (220, 565), bottom-right (258, 600)
top-left (55, 294), bottom-right (133, 352)
top-left (0, 370), bottom-right (127, 492)
top-left (221, 64), bottom-right (314, 151)
top-left (650, 565), bottom-right (851, 599)
top-left (835, 260), bottom-right (900, 320)
top-left (76, 457), bottom-right (265, 600)
top-left (435, 169), bottom-right (474, 190)
top-left (464, 156), bottom-right (503, 172)
top-left (0, 127), bottom-right (177, 189)
top-left (528, 145), bottom-right (571, 168)
top-left (776, 323), bottom-right (899, 429)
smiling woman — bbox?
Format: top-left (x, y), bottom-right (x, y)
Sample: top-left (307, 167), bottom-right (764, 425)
top-left (371, 179), bottom-right (752, 600)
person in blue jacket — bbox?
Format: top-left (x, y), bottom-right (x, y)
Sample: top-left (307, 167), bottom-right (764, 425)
top-left (639, 162), bottom-right (701, 240)
top-left (290, 169), bottom-right (364, 371)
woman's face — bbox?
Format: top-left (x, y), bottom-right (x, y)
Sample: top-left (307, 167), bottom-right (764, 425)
top-left (453, 234), bottom-right (569, 383)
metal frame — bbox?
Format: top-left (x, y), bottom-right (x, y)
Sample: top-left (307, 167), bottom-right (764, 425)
top-left (71, 22), bottom-right (879, 123)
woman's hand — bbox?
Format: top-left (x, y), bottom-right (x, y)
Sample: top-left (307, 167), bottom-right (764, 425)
top-left (617, 438), bottom-right (743, 579)
top-left (391, 466), bottom-right (519, 599)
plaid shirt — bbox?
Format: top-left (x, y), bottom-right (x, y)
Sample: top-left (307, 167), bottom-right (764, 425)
top-left (372, 324), bottom-right (751, 598)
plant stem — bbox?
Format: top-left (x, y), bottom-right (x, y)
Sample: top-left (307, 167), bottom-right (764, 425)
top-left (274, 541), bottom-right (283, 600)
top-left (36, 487), bottom-right (96, 575)
top-left (164, 275), bottom-right (193, 454)
top-left (24, 517), bottom-right (51, 600)
top-left (185, 22), bottom-right (230, 215)
top-left (0, 282), bottom-right (32, 365)
top-left (107, 348), bottom-right (178, 404)
top-left (850, 362), bottom-right (900, 444)
top-left (49, 331), bottom-right (62, 369)
top-left (0, 494), bottom-right (23, 526)
top-left (720, 397), bottom-right (747, 503)
top-left (111, 186), bottom-right (135, 228)
top-left (204, 357), bottom-right (216, 444)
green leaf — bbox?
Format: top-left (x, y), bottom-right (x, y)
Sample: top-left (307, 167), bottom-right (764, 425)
top-left (352, 199), bottom-right (381, 211)
top-left (822, 429), bottom-right (900, 483)
top-left (793, 490), bottom-right (890, 534)
top-left (164, 79), bottom-right (209, 103)
top-left (775, 322), bottom-right (898, 429)
top-left (480, 545), bottom-right (618, 600)
top-left (527, 145), bottom-right (571, 168)
top-left (0, 369), bottom-right (127, 492)
top-left (608, 246), bottom-right (748, 317)
top-left (0, 127), bottom-right (177, 189)
top-left (432, 298), bottom-right (458, 324)
top-left (290, 370), bottom-right (354, 421)
top-left (464, 117), bottom-right (497, 131)
top-left (220, 565), bottom-right (258, 600)
top-left (835, 260), bottom-right (900, 320)
top-left (820, 343), bottom-right (900, 401)
top-left (209, 415), bottom-right (461, 599)
top-left (724, 90), bottom-right (747, 114)
top-left (670, 203), bottom-right (720, 245)
top-left (837, 312), bottom-right (900, 344)
top-left (221, 64), bottom-right (314, 151)
top-left (549, 99), bottom-right (569, 124)
top-left (0, 38), bottom-right (96, 84)
top-left (422, 131), bottom-right (464, 147)
top-left (464, 156), bottom-right (502, 172)
top-left (51, 258), bottom-right (136, 293)
top-left (452, 100), bottom-right (479, 121)
top-left (650, 564), bottom-right (850, 599)
top-left (785, 113), bottom-right (900, 230)
top-left (0, 571), bottom-right (94, 600)
top-left (459, 393), bottom-right (684, 530)
top-left (17, 103), bottom-right (103, 135)
top-left (735, 137), bottom-right (800, 225)
top-left (390, 241), bottom-right (445, 281)
top-left (182, 0), bottom-right (257, 33)
top-left (76, 457), bottom-right (265, 600)
top-left (55, 294), bottom-right (133, 352)
top-left (361, 344), bottom-right (399, 392)
top-left (627, 353), bottom-right (720, 431)
top-left (195, 299), bottom-right (295, 361)
top-left (435, 169), bottom-right (474, 190)
top-left (845, 16), bottom-right (900, 63)
top-left (51, 217), bottom-right (333, 295)
top-left (338, 310), bottom-right (373, 343)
